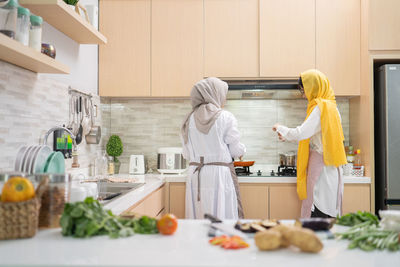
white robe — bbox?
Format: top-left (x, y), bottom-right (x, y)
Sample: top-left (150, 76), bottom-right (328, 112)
top-left (277, 106), bottom-right (343, 217)
top-left (182, 110), bottom-right (246, 219)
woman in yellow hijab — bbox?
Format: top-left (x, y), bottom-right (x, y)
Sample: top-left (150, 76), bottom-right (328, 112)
top-left (273, 69), bottom-right (347, 218)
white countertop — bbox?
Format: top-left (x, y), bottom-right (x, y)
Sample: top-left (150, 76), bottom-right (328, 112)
top-left (103, 176), bottom-right (165, 215)
top-left (159, 173), bottom-right (371, 184)
top-left (0, 220), bottom-right (398, 267)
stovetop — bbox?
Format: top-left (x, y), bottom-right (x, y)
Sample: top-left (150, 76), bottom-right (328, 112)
top-left (235, 166), bottom-right (297, 177)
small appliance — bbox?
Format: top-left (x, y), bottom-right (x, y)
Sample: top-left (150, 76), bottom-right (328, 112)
top-left (157, 147), bottom-right (187, 174)
top-left (129, 155), bottom-right (145, 174)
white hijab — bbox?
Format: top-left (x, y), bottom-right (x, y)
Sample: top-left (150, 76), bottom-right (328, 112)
top-left (181, 77), bottom-right (229, 144)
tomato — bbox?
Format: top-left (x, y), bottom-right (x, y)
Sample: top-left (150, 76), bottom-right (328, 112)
top-left (157, 213), bottom-right (178, 235)
top-left (1, 176), bottom-right (35, 202)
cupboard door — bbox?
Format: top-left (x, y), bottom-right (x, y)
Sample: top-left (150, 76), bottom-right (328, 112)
top-left (269, 185), bottom-right (301, 220)
top-left (169, 183), bottom-right (186, 219)
top-left (260, 0), bottom-right (315, 77)
top-left (152, 0), bottom-right (203, 97)
top-left (369, 0), bottom-right (400, 50)
top-left (316, 0), bottom-right (360, 96)
top-left (204, 0), bottom-right (259, 77)
top-left (342, 184), bottom-right (371, 214)
top-left (99, 0), bottom-right (150, 97)
top-left (124, 185), bottom-right (165, 217)
top-left (239, 184), bottom-right (268, 219)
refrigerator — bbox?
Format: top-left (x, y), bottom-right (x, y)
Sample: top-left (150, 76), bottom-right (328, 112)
top-left (375, 64), bottom-right (400, 212)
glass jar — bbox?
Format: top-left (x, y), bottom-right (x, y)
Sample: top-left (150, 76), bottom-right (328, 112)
top-left (107, 156), bottom-right (115, 175)
top-left (0, 0), bottom-right (18, 39)
top-left (16, 6), bottom-right (29, 45)
top-left (34, 174), bottom-right (71, 229)
top-left (29, 14), bottom-right (42, 51)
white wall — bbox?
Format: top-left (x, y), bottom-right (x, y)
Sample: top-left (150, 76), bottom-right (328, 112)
top-left (40, 0), bottom-right (99, 95)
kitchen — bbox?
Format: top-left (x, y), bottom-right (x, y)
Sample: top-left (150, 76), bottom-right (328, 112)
top-left (0, 0), bottom-right (399, 266)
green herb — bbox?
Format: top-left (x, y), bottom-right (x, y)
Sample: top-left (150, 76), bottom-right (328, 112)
top-left (106, 135), bottom-right (123, 163)
top-left (60, 197), bottom-right (158, 238)
top-left (335, 221), bottom-right (400, 252)
top-left (336, 211), bottom-right (379, 226)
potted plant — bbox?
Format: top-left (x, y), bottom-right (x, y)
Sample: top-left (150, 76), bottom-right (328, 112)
top-left (63, 0), bottom-right (79, 6)
top-left (106, 135), bottom-right (123, 174)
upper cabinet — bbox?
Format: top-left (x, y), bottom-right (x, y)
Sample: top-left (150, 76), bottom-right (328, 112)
top-left (260, 0), bottom-right (315, 77)
top-left (151, 0), bottom-right (203, 97)
top-left (99, 0), bottom-right (151, 97)
top-left (204, 0), bottom-right (259, 78)
top-left (369, 0), bottom-right (400, 50)
top-left (98, 0), bottom-right (362, 97)
top-left (316, 0), bottom-right (360, 96)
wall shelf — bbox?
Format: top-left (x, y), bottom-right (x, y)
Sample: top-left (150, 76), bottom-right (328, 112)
top-left (19, 0), bottom-right (107, 45)
top-left (0, 34), bottom-right (70, 74)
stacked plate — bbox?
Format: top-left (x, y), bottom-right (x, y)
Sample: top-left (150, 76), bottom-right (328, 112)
top-left (14, 145), bottom-right (65, 175)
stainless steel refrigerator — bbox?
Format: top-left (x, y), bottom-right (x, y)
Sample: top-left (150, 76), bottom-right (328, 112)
top-left (375, 64), bottom-right (400, 212)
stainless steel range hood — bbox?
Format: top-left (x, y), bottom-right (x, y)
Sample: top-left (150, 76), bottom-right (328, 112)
top-left (225, 79), bottom-right (302, 99)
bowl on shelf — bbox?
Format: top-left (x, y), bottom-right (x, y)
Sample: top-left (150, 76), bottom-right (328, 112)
top-left (41, 43), bottom-right (56, 59)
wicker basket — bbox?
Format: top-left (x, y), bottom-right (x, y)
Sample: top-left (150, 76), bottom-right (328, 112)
top-left (0, 178), bottom-right (48, 240)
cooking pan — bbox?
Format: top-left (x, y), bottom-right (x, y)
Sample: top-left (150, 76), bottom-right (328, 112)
top-left (234, 161), bottom-right (255, 167)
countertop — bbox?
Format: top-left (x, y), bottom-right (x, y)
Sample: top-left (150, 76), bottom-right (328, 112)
top-left (160, 173), bottom-right (372, 184)
top-left (0, 220), bottom-right (398, 267)
top-left (102, 174), bottom-right (371, 215)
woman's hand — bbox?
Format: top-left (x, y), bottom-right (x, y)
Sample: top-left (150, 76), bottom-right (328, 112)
top-left (278, 132), bottom-right (286, 142)
top-left (272, 123), bottom-right (280, 132)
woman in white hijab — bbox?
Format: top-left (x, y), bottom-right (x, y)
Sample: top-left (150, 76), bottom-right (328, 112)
top-left (181, 77), bottom-right (246, 219)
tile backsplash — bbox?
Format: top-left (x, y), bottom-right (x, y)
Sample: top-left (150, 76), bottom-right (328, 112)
top-left (0, 61), bottom-right (104, 175)
top-left (103, 98), bottom-right (349, 173)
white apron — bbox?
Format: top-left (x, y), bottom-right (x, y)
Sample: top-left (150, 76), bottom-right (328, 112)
top-left (182, 111), bottom-right (246, 220)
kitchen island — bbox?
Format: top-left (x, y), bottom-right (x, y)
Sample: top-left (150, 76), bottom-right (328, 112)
top-left (0, 220), bottom-right (397, 267)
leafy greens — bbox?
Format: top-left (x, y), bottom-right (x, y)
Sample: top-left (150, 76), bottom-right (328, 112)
top-left (60, 197), bottom-right (158, 238)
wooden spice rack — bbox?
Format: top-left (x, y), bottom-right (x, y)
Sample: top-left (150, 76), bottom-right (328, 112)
top-left (19, 0), bottom-right (107, 44)
top-left (0, 34), bottom-right (69, 74)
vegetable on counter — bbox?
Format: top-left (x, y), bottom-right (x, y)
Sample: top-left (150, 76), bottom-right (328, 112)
top-left (335, 221), bottom-right (400, 252)
top-left (295, 218), bottom-right (335, 231)
top-left (254, 224), bottom-right (323, 253)
top-left (60, 197), bottom-right (158, 238)
top-left (209, 235), bottom-right (249, 250)
top-left (336, 211), bottom-right (379, 226)
top-left (157, 214), bottom-right (178, 235)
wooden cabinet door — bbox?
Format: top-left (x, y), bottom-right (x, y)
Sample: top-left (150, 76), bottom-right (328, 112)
top-left (316, 0), bottom-right (360, 96)
top-left (342, 184), bottom-right (371, 214)
top-left (260, 0), bottom-right (315, 77)
top-left (125, 185), bottom-right (166, 217)
top-left (204, 0), bottom-right (259, 77)
top-left (99, 0), bottom-right (151, 97)
top-left (269, 184), bottom-right (302, 220)
top-left (369, 0), bottom-right (400, 50)
top-left (169, 182), bottom-right (186, 219)
top-left (151, 0), bottom-right (203, 97)
top-left (239, 184), bottom-right (268, 219)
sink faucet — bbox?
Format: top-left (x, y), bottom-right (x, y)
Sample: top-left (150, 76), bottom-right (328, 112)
top-left (42, 126), bottom-right (79, 168)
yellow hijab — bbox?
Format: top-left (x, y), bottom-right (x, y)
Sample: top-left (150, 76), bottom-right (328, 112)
top-left (296, 69), bottom-right (347, 200)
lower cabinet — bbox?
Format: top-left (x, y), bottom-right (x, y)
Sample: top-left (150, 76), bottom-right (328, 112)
top-left (269, 185), bottom-right (302, 220)
top-left (163, 182), bottom-right (372, 220)
top-left (239, 184), bottom-right (269, 219)
top-left (168, 182), bottom-right (186, 219)
top-left (123, 185), bottom-right (166, 218)
top-left (342, 184), bottom-right (371, 214)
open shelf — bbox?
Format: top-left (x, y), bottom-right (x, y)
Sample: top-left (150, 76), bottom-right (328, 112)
top-left (0, 34), bottom-right (70, 74)
top-left (19, 0), bottom-right (107, 45)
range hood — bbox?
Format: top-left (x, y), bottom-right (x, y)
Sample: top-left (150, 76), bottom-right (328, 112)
top-left (225, 79), bottom-right (302, 99)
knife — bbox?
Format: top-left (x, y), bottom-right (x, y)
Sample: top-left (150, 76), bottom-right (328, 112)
top-left (204, 214), bottom-right (247, 239)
